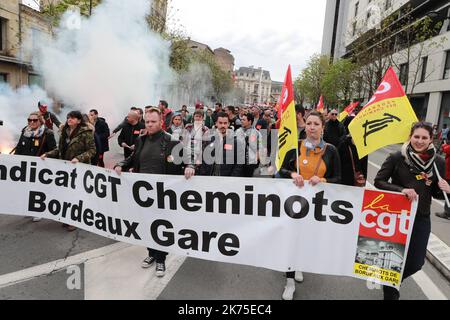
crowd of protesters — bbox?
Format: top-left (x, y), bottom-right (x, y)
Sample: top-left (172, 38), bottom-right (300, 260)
top-left (9, 98), bottom-right (450, 300)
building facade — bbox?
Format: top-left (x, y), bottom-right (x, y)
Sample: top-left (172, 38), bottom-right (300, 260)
top-left (0, 0), bottom-right (52, 89)
top-left (270, 81), bottom-right (283, 104)
top-left (322, 0), bottom-right (450, 128)
top-left (213, 47), bottom-right (235, 74)
top-left (188, 40), bottom-right (236, 75)
top-left (1, 0), bottom-right (168, 89)
top-left (235, 66), bottom-right (272, 105)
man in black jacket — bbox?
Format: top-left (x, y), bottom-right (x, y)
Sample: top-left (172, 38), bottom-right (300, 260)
top-left (186, 112), bottom-right (243, 177)
top-left (114, 108), bottom-right (185, 277)
top-left (323, 109), bottom-right (346, 148)
top-left (89, 109), bottom-right (110, 167)
top-left (117, 111), bottom-right (145, 159)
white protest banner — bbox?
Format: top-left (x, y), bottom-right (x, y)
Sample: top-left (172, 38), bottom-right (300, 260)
top-left (0, 154), bottom-right (417, 289)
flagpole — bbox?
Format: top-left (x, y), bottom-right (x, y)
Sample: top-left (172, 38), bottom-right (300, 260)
top-left (433, 162), bottom-right (450, 208)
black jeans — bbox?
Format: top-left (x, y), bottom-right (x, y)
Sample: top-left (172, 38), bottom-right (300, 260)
top-left (383, 215), bottom-right (431, 300)
top-left (148, 248), bottom-right (168, 263)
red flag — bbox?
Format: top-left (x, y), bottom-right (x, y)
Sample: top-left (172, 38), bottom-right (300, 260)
top-left (316, 95), bottom-right (324, 113)
top-left (275, 65), bottom-right (298, 170)
top-left (345, 101), bottom-right (360, 114)
top-left (277, 66), bottom-right (295, 118)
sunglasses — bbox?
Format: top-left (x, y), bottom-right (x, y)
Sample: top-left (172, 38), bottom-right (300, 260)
top-left (28, 118), bottom-right (39, 123)
top-left (331, 113), bottom-right (338, 116)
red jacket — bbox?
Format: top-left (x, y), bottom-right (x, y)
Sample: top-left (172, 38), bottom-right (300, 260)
top-left (442, 144), bottom-right (450, 180)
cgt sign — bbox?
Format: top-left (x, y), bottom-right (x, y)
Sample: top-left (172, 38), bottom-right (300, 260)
top-left (360, 190), bottom-right (413, 243)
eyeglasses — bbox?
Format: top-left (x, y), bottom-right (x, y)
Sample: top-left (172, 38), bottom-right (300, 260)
top-left (331, 113), bottom-right (338, 116)
top-left (28, 119), bottom-right (39, 123)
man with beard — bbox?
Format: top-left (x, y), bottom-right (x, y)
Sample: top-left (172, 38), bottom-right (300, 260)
top-left (185, 112), bottom-right (243, 179)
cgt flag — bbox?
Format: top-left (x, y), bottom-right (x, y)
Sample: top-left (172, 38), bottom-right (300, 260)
top-left (338, 101), bottom-right (360, 122)
top-left (316, 95), bottom-right (325, 113)
top-left (275, 65), bottom-right (298, 171)
top-left (348, 67), bottom-right (418, 159)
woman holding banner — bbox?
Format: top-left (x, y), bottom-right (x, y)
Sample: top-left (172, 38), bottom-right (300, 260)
top-left (374, 122), bottom-right (450, 300)
top-left (279, 110), bottom-right (341, 300)
top-left (14, 112), bottom-right (57, 158)
top-left (14, 111), bottom-right (57, 222)
top-left (42, 111), bottom-right (96, 232)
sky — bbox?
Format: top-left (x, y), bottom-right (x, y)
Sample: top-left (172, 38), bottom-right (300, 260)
top-left (169, 0), bottom-right (327, 82)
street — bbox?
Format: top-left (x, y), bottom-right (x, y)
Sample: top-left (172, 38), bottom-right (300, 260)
top-left (1, 143), bottom-right (449, 300)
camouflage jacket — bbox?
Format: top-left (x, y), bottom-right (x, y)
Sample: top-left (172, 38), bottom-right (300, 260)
top-left (46, 125), bottom-right (96, 163)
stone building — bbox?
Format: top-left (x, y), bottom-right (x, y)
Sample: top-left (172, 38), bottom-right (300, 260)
top-left (0, 0), bottom-right (52, 88)
top-left (213, 47), bottom-right (235, 74)
top-left (235, 66), bottom-right (272, 105)
top-left (270, 81), bottom-right (283, 104)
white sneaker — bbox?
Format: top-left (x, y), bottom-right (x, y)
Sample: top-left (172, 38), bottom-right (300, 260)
top-left (295, 271), bottom-right (304, 283)
top-left (32, 217), bottom-right (42, 222)
top-left (282, 279), bottom-right (296, 300)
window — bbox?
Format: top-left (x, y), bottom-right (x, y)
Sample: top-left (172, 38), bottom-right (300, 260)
top-left (352, 21), bottom-right (357, 36)
top-left (444, 51), bottom-right (450, 80)
top-left (354, 2), bottom-right (359, 17)
top-left (399, 63), bottom-right (409, 85)
top-left (420, 57), bottom-right (428, 83)
top-left (0, 18), bottom-right (6, 52)
top-left (385, 0), bottom-right (392, 10)
top-left (29, 74), bottom-right (44, 88)
top-left (0, 73), bottom-right (7, 84)
top-left (31, 28), bottom-right (44, 53)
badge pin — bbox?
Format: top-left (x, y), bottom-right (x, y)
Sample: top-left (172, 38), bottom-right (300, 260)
top-left (303, 159), bottom-right (308, 165)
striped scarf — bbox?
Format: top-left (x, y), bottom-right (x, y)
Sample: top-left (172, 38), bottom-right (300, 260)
top-left (402, 142), bottom-right (436, 176)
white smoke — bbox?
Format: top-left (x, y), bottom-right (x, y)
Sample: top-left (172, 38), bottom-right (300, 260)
top-left (0, 0), bottom-right (226, 151)
top-left (172, 63), bottom-right (214, 110)
top-left (0, 84), bottom-right (52, 153)
top-left (35, 0), bottom-right (174, 124)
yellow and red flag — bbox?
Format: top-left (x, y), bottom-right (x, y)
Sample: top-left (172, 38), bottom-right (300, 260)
top-left (348, 67), bottom-right (418, 159)
top-left (275, 65), bottom-right (298, 171)
top-left (338, 101), bottom-right (360, 122)
top-left (316, 95), bottom-right (325, 113)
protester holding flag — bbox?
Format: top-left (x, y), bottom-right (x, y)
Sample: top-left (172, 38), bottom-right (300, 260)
top-left (278, 111), bottom-right (341, 300)
top-left (374, 122), bottom-right (450, 300)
